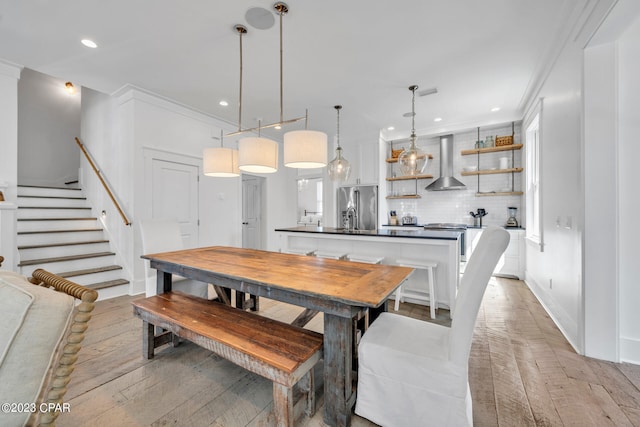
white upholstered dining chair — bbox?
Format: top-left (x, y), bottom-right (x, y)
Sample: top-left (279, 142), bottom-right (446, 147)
top-left (355, 226), bottom-right (510, 427)
top-left (139, 218), bottom-right (209, 298)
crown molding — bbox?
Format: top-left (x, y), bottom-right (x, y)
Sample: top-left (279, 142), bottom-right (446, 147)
top-left (0, 59), bottom-right (23, 79)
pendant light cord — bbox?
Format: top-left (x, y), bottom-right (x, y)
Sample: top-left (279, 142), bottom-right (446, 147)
top-left (410, 85), bottom-right (418, 139)
top-left (276, 3), bottom-right (287, 124)
top-left (335, 105), bottom-right (342, 148)
top-left (236, 25), bottom-right (247, 133)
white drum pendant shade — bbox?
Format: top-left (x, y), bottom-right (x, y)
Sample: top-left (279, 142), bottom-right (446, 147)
top-left (283, 130), bottom-right (328, 168)
top-left (203, 147), bottom-right (240, 177)
top-left (238, 137), bottom-right (279, 173)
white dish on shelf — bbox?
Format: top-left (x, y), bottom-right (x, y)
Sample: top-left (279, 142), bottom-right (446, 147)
top-left (463, 166), bottom-right (478, 172)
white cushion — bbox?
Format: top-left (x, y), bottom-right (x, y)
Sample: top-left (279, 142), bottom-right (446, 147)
top-left (0, 272), bottom-right (74, 427)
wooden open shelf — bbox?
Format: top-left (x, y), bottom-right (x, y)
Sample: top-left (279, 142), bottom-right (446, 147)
top-left (461, 167), bottom-right (523, 176)
top-left (386, 154), bottom-right (433, 163)
top-left (386, 174), bottom-right (434, 181)
top-left (461, 144), bottom-right (523, 156)
top-left (476, 191), bottom-right (524, 197)
top-left (386, 194), bottom-right (422, 200)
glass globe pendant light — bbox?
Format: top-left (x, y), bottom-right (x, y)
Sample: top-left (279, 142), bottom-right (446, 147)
top-left (327, 105), bottom-right (351, 182)
top-left (398, 85), bottom-right (428, 176)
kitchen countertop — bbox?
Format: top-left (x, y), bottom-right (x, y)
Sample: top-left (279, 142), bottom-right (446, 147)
top-left (275, 226), bottom-right (462, 240)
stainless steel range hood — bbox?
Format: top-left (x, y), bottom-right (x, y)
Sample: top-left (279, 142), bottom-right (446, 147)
top-left (425, 134), bottom-right (466, 191)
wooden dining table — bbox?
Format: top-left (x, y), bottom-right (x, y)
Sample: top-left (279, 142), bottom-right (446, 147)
top-left (141, 246), bottom-right (413, 427)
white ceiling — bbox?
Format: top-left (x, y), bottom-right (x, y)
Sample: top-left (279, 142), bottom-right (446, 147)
top-left (0, 0), bottom-right (589, 146)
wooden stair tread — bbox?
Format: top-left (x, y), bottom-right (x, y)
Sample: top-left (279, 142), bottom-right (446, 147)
top-left (18, 228), bottom-right (103, 235)
top-left (18, 252), bottom-right (116, 266)
top-left (18, 206), bottom-right (91, 210)
top-left (57, 265), bottom-right (123, 278)
top-left (18, 195), bottom-right (87, 200)
top-left (18, 185), bottom-right (82, 190)
top-left (87, 279), bottom-right (129, 290)
top-left (18, 240), bottom-right (109, 250)
top-left (18, 217), bottom-right (97, 221)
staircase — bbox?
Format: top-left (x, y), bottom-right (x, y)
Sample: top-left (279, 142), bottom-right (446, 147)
top-left (16, 185), bottom-right (130, 300)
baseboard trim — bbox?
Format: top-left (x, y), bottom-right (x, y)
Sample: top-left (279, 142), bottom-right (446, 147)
top-left (621, 337), bottom-right (640, 365)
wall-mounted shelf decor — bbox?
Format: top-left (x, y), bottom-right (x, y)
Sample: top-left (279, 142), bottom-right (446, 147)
top-left (462, 124), bottom-right (523, 197)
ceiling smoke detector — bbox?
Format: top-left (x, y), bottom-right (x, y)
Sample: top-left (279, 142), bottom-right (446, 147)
top-left (245, 7), bottom-right (275, 30)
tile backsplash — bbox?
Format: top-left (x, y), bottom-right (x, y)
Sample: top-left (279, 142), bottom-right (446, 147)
top-left (385, 123), bottom-right (523, 227)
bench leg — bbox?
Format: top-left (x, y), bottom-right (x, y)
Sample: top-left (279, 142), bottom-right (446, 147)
top-left (273, 383), bottom-right (294, 427)
top-left (299, 370), bottom-right (316, 417)
top-left (143, 321), bottom-right (155, 359)
top-left (236, 291), bottom-right (260, 312)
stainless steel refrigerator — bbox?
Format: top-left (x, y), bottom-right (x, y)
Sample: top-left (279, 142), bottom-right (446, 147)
top-left (337, 185), bottom-right (378, 230)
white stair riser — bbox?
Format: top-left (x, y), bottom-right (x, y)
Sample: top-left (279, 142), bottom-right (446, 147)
top-left (18, 197), bottom-right (88, 208)
top-left (17, 219), bottom-right (99, 233)
top-left (61, 268), bottom-right (124, 286)
top-left (17, 208), bottom-right (93, 219)
top-left (95, 283), bottom-right (130, 301)
top-left (19, 254), bottom-right (116, 277)
top-left (17, 230), bottom-right (105, 246)
top-left (17, 187), bottom-right (83, 198)
top-left (19, 242), bottom-right (111, 261)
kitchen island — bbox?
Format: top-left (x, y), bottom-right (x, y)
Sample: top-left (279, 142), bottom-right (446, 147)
top-left (275, 226), bottom-right (463, 317)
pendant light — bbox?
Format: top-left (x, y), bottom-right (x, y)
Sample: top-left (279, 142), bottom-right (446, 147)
top-left (239, 121), bottom-right (279, 173)
top-left (274, 2), bottom-right (327, 169)
top-left (327, 105), bottom-right (351, 182)
top-left (230, 24), bottom-right (278, 174)
top-left (398, 85), bottom-right (428, 176)
top-left (203, 130), bottom-right (239, 177)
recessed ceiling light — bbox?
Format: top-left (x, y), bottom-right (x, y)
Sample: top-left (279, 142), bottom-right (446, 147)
top-left (81, 39), bottom-right (97, 48)
top-left (219, 100), bottom-right (229, 106)
top-left (434, 117), bottom-right (442, 122)
top-left (491, 107), bottom-right (501, 112)
top-left (387, 126), bottom-right (395, 131)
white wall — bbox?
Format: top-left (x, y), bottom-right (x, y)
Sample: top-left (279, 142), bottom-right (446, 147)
top-left (617, 14), bottom-right (640, 364)
top-left (0, 59), bottom-right (21, 271)
top-left (18, 68), bottom-right (81, 186)
top-left (584, 42), bottom-right (618, 361)
top-left (523, 4), bottom-right (602, 355)
top-left (0, 60), bottom-right (21, 202)
top-left (524, 0), bottom-right (640, 363)
top-left (81, 85), bottom-right (296, 294)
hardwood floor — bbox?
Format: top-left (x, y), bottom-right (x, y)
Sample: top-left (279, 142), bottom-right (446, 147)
top-left (57, 277), bottom-right (640, 426)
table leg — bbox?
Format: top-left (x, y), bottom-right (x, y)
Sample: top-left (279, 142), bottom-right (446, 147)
top-left (156, 271), bottom-right (172, 294)
top-left (323, 313), bottom-right (353, 427)
top-left (368, 299), bottom-right (388, 324)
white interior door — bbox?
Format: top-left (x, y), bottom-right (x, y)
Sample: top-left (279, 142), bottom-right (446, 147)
top-left (242, 175), bottom-right (263, 249)
top-left (151, 159), bottom-right (199, 248)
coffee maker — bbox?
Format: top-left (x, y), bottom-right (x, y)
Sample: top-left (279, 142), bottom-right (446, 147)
top-left (506, 207), bottom-right (518, 227)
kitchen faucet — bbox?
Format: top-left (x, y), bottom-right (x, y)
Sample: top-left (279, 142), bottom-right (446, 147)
top-left (344, 206), bottom-right (358, 231)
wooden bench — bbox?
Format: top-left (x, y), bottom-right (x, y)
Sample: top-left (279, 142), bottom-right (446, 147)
top-left (132, 291), bottom-right (323, 426)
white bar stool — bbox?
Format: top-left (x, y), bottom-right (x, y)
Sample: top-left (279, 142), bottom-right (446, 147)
top-left (315, 250), bottom-right (348, 260)
top-left (394, 259), bottom-right (438, 319)
top-left (283, 248), bottom-right (316, 256)
top-left (347, 254), bottom-right (384, 264)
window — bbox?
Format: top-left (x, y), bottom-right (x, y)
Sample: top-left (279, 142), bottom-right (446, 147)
top-left (297, 177), bottom-right (323, 226)
top-left (525, 107), bottom-right (543, 251)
